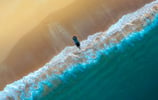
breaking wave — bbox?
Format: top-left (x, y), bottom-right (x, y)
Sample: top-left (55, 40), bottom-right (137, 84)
top-left (1, 0), bottom-right (158, 100)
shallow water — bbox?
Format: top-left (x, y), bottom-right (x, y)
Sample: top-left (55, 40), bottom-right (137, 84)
top-left (40, 15), bottom-right (158, 100)
top-left (0, 1), bottom-right (158, 99)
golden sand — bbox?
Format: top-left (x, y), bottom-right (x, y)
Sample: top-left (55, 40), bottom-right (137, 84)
top-left (0, 0), bottom-right (153, 90)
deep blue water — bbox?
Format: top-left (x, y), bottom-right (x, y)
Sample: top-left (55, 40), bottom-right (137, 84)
top-left (40, 22), bottom-right (158, 100)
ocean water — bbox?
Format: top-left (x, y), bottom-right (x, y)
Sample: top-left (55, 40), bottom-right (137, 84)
top-left (40, 17), bottom-right (158, 100)
top-left (0, 1), bottom-right (158, 100)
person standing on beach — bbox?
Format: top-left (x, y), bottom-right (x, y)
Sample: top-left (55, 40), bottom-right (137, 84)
top-left (72, 35), bottom-right (80, 49)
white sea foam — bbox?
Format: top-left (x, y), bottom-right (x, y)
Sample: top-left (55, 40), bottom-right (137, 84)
top-left (0, 0), bottom-right (158, 99)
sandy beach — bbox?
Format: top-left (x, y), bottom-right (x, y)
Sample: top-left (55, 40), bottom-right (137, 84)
top-left (0, 0), bottom-right (153, 90)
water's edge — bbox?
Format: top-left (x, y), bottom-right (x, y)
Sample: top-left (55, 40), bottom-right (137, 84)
top-left (0, 1), bottom-right (158, 99)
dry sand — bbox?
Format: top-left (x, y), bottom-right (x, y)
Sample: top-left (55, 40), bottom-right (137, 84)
top-left (0, 0), bottom-right (153, 90)
top-left (0, 0), bottom-right (75, 63)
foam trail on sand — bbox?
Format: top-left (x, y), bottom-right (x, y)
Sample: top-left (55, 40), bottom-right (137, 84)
top-left (1, 0), bottom-right (158, 99)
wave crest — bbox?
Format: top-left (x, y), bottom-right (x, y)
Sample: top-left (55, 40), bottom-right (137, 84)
top-left (1, 0), bottom-right (158, 99)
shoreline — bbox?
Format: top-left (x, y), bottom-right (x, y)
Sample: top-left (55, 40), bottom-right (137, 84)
top-left (0, 0), bottom-right (158, 99)
top-left (0, 0), bottom-right (153, 90)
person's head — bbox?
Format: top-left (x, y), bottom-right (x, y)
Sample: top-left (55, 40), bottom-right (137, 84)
top-left (72, 35), bottom-right (77, 40)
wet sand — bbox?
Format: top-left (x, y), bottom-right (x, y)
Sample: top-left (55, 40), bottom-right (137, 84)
top-left (0, 0), bottom-right (153, 90)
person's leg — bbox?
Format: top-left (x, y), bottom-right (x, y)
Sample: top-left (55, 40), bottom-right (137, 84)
top-left (76, 42), bottom-right (80, 49)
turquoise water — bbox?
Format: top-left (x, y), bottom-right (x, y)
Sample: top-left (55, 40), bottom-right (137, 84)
top-left (0, 1), bottom-right (158, 100)
top-left (40, 22), bottom-right (158, 100)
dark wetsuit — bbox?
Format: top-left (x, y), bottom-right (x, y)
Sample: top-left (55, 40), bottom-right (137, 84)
top-left (72, 36), bottom-right (80, 49)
